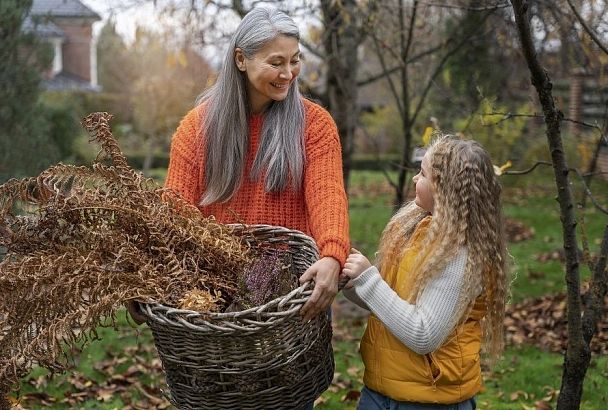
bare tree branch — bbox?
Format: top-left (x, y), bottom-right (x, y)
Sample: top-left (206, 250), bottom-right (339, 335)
top-left (357, 42), bottom-right (447, 86)
top-left (417, 0), bottom-right (511, 11)
top-left (370, 33), bottom-right (405, 117)
top-left (503, 161), bottom-right (607, 215)
top-left (570, 169), bottom-right (608, 215)
top-left (299, 38), bottom-right (325, 59)
top-left (359, 126), bottom-right (400, 191)
top-left (231, 0), bottom-right (248, 17)
top-left (582, 225), bottom-right (608, 343)
top-left (410, 10), bottom-right (494, 126)
top-left (566, 0), bottom-right (608, 55)
top-left (502, 160), bottom-right (554, 175)
top-left (484, 112), bottom-right (608, 141)
top-left (401, 0), bottom-right (418, 67)
top-left (391, 0), bottom-right (419, 206)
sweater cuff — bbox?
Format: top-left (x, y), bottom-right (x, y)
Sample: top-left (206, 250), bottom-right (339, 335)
top-left (319, 239), bottom-right (349, 266)
top-left (352, 266), bottom-right (380, 286)
top-left (351, 266), bottom-right (385, 302)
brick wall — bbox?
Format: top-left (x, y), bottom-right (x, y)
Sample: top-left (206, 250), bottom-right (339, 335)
top-left (53, 17), bottom-right (93, 82)
top-left (597, 145), bottom-right (608, 181)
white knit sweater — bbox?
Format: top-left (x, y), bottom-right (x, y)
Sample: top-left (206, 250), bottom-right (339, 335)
top-left (343, 248), bottom-right (480, 355)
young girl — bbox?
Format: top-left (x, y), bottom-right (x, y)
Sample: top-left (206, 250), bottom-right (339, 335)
top-left (342, 135), bottom-right (507, 409)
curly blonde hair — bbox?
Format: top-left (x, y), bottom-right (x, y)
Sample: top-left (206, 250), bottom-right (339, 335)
top-left (376, 135), bottom-right (507, 363)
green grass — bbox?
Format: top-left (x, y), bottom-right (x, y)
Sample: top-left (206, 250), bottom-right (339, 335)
top-left (480, 346), bottom-right (608, 410)
top-left (317, 341), bottom-right (608, 410)
top-left (316, 321), bottom-right (366, 409)
top-left (348, 170), bottom-right (397, 257)
top-left (348, 201), bottom-right (393, 257)
top-left (14, 313), bottom-right (163, 409)
top-left (10, 169), bottom-right (608, 409)
top-left (503, 189), bottom-right (607, 302)
top-left (504, 194), bottom-right (570, 302)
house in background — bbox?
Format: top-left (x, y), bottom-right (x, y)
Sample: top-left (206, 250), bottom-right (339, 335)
top-left (26, 0), bottom-right (101, 91)
top-left (557, 68), bottom-right (608, 180)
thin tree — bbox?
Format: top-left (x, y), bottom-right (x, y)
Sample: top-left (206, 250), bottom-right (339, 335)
top-left (319, 0), bottom-right (377, 190)
top-left (510, 1), bottom-right (608, 408)
top-left (0, 0), bottom-right (55, 183)
top-left (363, 0), bottom-right (500, 207)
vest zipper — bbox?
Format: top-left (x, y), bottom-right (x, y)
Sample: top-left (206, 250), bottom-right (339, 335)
top-left (425, 353), bottom-right (439, 391)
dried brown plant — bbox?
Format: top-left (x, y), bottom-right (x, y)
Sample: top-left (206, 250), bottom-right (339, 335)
top-left (0, 113), bottom-right (251, 405)
top-left (179, 289), bottom-right (225, 312)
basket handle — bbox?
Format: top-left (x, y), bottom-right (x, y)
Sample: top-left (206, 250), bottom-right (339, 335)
top-left (337, 273), bottom-right (350, 291)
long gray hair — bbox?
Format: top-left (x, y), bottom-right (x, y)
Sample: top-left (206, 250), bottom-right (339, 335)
top-left (197, 8), bottom-right (305, 206)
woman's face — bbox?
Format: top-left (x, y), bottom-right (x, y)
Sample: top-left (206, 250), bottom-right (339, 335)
top-left (412, 153), bottom-right (435, 213)
top-left (235, 35), bottom-right (301, 113)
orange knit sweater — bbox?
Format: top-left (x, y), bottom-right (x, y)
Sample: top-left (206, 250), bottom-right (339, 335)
top-left (165, 98), bottom-right (350, 265)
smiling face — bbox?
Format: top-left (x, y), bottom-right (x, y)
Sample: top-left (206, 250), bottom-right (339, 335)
top-left (412, 153), bottom-right (435, 213)
top-left (235, 35), bottom-right (301, 113)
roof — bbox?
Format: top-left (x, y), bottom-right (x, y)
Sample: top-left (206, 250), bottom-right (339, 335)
top-left (43, 71), bottom-right (101, 92)
top-left (30, 0), bottom-right (101, 20)
top-left (22, 16), bottom-right (65, 38)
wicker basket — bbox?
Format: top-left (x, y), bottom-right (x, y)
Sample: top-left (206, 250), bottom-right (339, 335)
top-left (138, 224), bottom-right (334, 410)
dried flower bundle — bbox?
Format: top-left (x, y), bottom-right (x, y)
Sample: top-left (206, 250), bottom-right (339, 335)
top-left (240, 249), bottom-right (297, 308)
top-left (0, 113), bottom-right (252, 405)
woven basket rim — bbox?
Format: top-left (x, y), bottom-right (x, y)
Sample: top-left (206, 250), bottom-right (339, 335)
top-left (138, 223), bottom-right (319, 323)
top-left (138, 281), bottom-right (313, 319)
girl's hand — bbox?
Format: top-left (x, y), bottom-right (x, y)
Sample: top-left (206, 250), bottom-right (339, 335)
top-left (342, 248), bottom-right (371, 280)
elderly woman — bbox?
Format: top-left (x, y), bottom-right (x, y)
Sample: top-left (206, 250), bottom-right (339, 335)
top-left (160, 7), bottom-right (350, 322)
top-left (159, 9), bottom-right (350, 408)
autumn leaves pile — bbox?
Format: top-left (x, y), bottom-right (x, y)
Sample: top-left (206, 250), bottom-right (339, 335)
top-left (0, 113), bottom-right (254, 404)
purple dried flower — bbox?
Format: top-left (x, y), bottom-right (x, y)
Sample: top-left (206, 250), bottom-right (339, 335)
top-left (242, 250), bottom-right (286, 306)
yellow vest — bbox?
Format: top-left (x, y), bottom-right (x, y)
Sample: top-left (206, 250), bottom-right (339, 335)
top-left (359, 217), bottom-right (486, 403)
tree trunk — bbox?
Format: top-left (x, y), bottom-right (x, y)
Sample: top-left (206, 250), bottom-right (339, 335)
top-left (320, 0), bottom-right (361, 192)
top-left (510, 1), bottom-right (593, 408)
top-left (395, 0), bottom-right (415, 208)
top-left (142, 137), bottom-right (155, 175)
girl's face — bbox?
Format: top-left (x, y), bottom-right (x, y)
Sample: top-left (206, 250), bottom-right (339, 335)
top-left (235, 35), bottom-right (301, 113)
top-left (412, 153), bottom-right (435, 213)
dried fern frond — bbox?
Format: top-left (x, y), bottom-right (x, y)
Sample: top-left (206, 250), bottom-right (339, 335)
top-left (0, 113), bottom-right (251, 402)
top-left (179, 289), bottom-right (225, 312)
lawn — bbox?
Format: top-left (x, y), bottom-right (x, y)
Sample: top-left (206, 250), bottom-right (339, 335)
top-left (8, 169), bottom-right (608, 409)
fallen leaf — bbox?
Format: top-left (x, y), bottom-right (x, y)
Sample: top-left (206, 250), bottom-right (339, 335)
top-left (97, 388), bottom-right (114, 402)
top-left (346, 366), bottom-right (360, 377)
top-left (341, 390), bottom-right (361, 402)
top-left (314, 396), bottom-right (328, 405)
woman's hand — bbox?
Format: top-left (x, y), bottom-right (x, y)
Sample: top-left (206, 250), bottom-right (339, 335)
top-left (298, 256), bottom-right (340, 322)
top-left (342, 248), bottom-right (371, 281)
